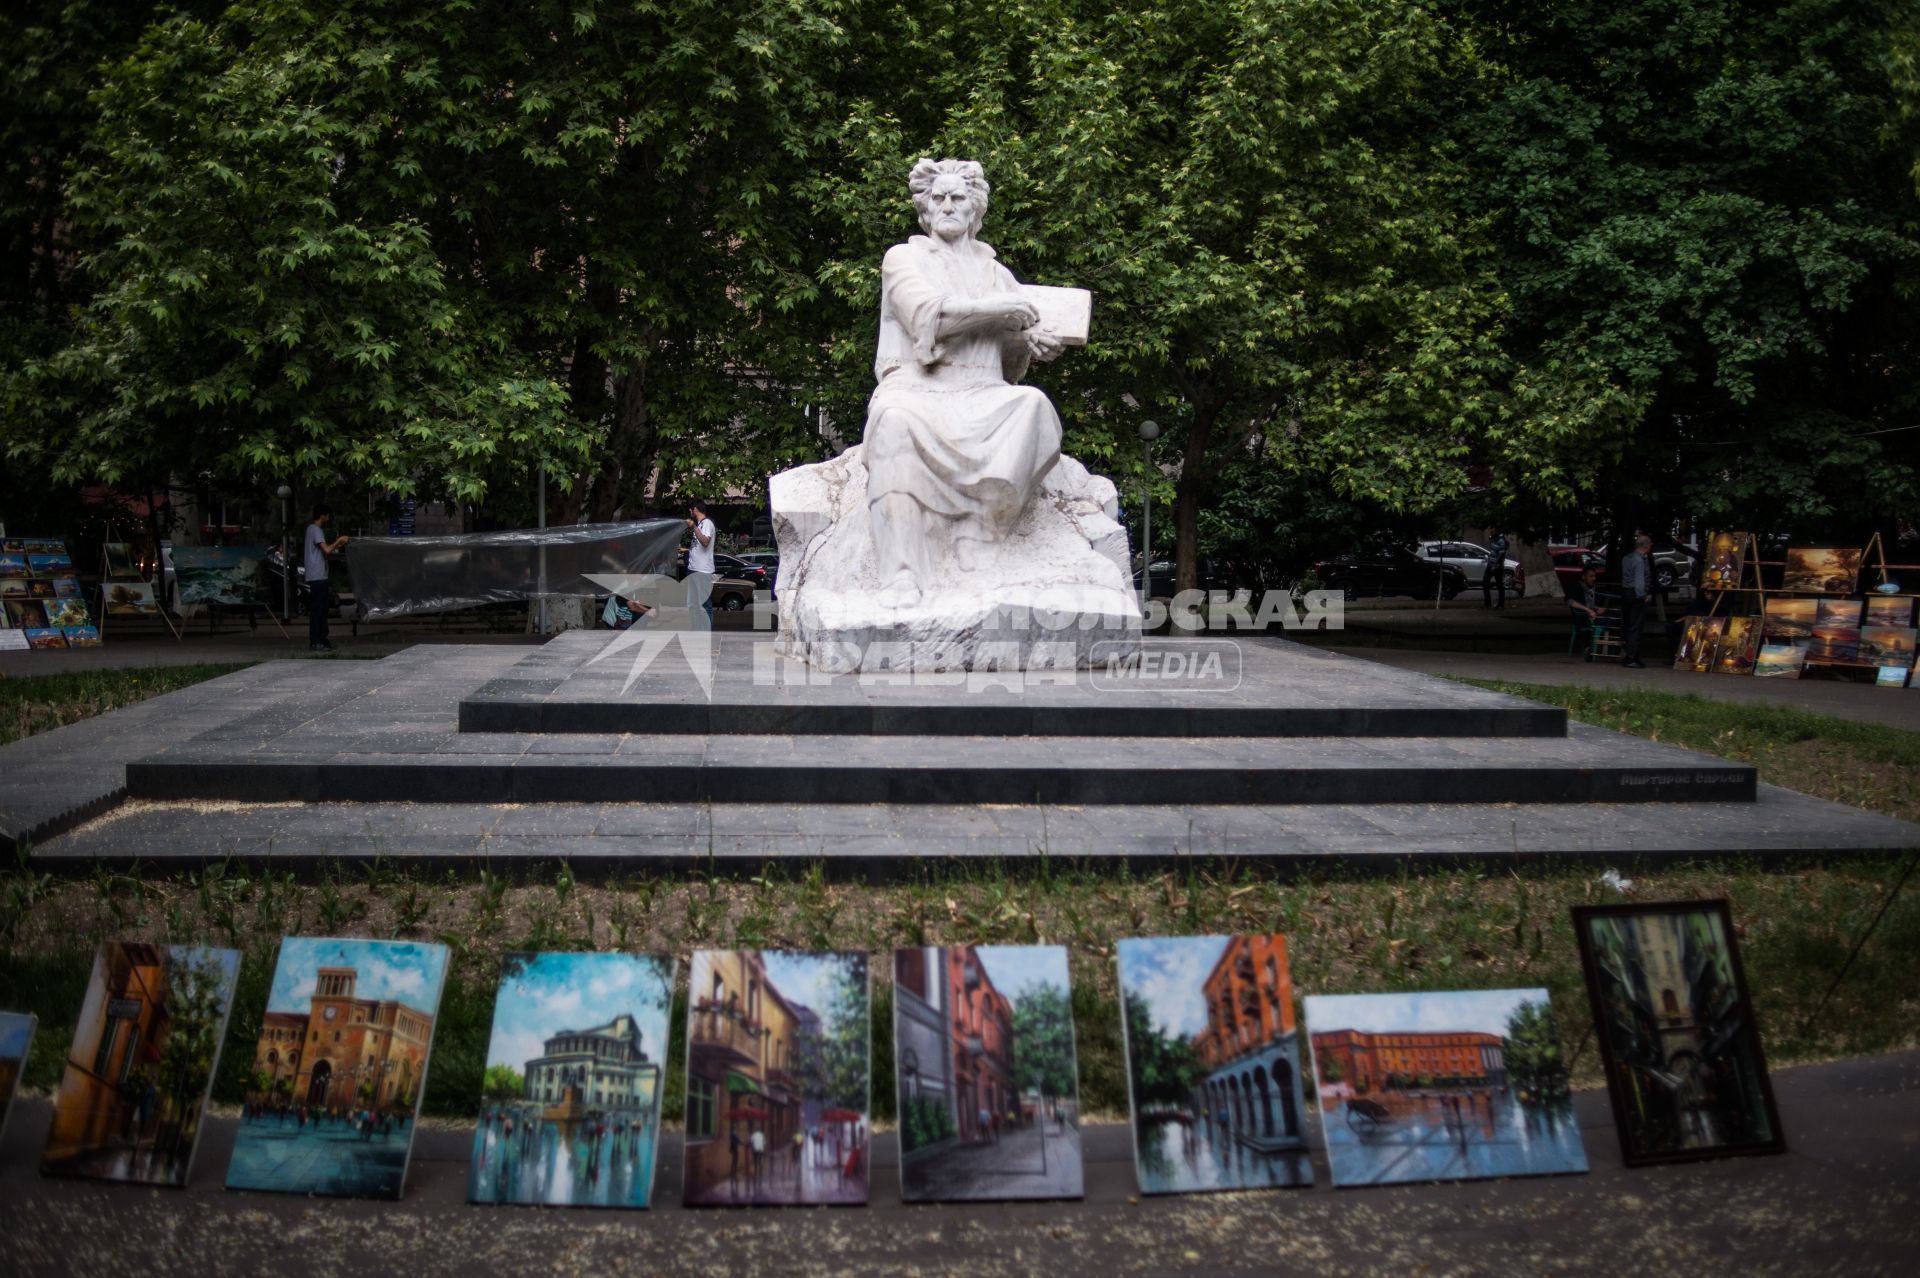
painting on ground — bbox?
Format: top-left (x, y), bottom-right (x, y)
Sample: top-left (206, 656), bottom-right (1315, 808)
top-left (1304, 988), bottom-right (1588, 1188)
top-left (42, 943), bottom-right (240, 1186)
top-left (25, 628), bottom-right (68, 650)
top-left (1782, 547), bottom-right (1862, 594)
top-left (45, 596), bottom-right (91, 629)
top-left (1710, 617), bottom-right (1759, 675)
top-left (468, 952), bottom-right (675, 1209)
top-left (226, 937), bottom-right (449, 1199)
top-left (683, 950), bottom-right (870, 1207)
top-left (1117, 935), bottom-right (1312, 1195)
top-left (895, 944), bottom-right (1083, 1203)
top-left (1753, 644), bottom-right (1807, 679)
top-left (1859, 627), bottom-right (1917, 666)
top-left (172, 547), bottom-right (263, 605)
top-left (1699, 532), bottom-right (1748, 590)
top-left (0, 1011), bottom-right (35, 1142)
top-left (1573, 900), bottom-right (1784, 1166)
top-left (1672, 617), bottom-right (1724, 672)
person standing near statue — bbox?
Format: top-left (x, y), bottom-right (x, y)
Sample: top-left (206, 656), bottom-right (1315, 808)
top-left (303, 503), bottom-right (350, 652)
top-left (864, 158), bottom-right (1067, 606)
top-left (1620, 533), bottom-right (1655, 667)
top-left (685, 500), bottom-right (716, 624)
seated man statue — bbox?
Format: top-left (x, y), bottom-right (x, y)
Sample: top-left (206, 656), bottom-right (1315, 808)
top-left (865, 157), bottom-right (1066, 606)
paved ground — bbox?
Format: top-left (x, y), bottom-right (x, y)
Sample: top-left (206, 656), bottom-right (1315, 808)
top-left (903, 1122), bottom-right (1085, 1201)
top-left (1, 1052), bottom-right (1915, 1275)
top-left (1330, 645), bottom-right (1920, 731)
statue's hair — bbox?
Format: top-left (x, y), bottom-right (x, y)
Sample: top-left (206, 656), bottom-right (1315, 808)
top-left (908, 157), bottom-right (989, 234)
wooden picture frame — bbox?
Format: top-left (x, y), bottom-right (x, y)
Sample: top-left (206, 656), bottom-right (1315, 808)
top-left (1571, 899), bottom-right (1785, 1167)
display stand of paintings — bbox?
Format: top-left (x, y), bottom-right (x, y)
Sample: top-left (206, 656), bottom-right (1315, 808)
top-left (0, 537), bottom-right (98, 650)
top-left (171, 546), bottom-right (287, 638)
top-left (894, 944), bottom-right (1083, 1203)
top-left (97, 539), bottom-right (181, 641)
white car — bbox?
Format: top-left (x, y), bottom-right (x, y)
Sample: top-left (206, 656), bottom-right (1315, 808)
top-left (1415, 541), bottom-right (1524, 592)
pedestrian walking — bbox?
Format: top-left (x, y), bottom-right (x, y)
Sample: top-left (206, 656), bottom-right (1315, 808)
top-left (1621, 534), bottom-right (1655, 667)
top-left (685, 500), bottom-right (717, 624)
top-left (303, 503), bottom-right (351, 652)
top-left (1482, 531), bottom-right (1510, 608)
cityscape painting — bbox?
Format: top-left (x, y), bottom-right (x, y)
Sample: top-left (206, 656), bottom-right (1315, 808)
top-left (895, 944), bottom-right (1083, 1202)
top-left (468, 952), bottom-right (675, 1208)
top-left (1304, 988), bottom-right (1589, 1188)
top-left (1117, 935), bottom-right (1312, 1195)
top-left (1573, 900), bottom-right (1785, 1166)
top-left (683, 949), bottom-right (870, 1207)
top-left (226, 937), bottom-right (450, 1199)
top-left (0, 1011), bottom-right (35, 1142)
top-left (42, 943), bottom-right (240, 1186)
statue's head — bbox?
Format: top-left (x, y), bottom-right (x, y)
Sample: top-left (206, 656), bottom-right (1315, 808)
top-left (908, 157), bottom-right (990, 240)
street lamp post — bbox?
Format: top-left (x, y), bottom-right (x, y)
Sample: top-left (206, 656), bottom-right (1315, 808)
top-left (1138, 419), bottom-right (1160, 614)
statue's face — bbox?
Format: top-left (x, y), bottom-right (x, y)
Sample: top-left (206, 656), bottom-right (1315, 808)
top-left (925, 174), bottom-right (977, 241)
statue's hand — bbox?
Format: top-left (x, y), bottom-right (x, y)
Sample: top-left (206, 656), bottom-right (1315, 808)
top-left (1024, 327), bottom-right (1064, 362)
top-left (995, 296), bottom-right (1041, 331)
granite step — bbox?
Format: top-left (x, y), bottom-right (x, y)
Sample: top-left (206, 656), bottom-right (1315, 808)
top-left (124, 723), bottom-right (1755, 807)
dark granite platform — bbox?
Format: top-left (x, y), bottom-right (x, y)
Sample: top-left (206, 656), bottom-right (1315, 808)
top-left (457, 630), bottom-right (1569, 737)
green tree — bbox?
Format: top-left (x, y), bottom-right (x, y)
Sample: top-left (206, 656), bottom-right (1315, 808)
top-left (1503, 1000), bottom-right (1571, 1103)
top-left (1011, 980), bottom-right (1076, 1102)
top-left (155, 948), bottom-right (233, 1158)
top-left (1437, 0), bottom-right (1920, 540)
top-left (481, 1064), bottom-right (524, 1102)
top-left (796, 953), bottom-right (871, 1115)
top-left (1122, 988), bottom-right (1200, 1107)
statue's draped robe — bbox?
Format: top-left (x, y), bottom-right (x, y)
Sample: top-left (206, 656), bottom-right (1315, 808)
top-left (864, 235), bottom-right (1062, 544)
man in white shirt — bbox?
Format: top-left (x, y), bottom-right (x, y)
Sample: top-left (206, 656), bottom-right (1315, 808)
top-left (303, 504), bottom-right (351, 651)
top-left (685, 500), bottom-right (716, 623)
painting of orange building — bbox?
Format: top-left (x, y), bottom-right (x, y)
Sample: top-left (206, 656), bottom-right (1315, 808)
top-left (249, 965), bottom-right (436, 1113)
top-left (1308, 1028), bottom-right (1506, 1092)
top-left (1189, 934), bottom-right (1305, 1153)
top-left (948, 945), bottom-right (1017, 1144)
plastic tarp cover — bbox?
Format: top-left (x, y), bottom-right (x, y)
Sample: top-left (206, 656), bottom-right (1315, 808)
top-left (343, 519), bottom-right (686, 620)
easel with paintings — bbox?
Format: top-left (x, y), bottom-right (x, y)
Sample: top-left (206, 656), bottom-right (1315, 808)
top-left (1861, 531), bottom-right (1920, 600)
top-left (96, 538), bottom-right (183, 641)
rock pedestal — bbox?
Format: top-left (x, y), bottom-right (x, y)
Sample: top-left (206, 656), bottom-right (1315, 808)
top-left (770, 445), bottom-right (1142, 673)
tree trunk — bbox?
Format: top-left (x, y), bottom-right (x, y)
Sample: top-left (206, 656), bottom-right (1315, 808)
top-left (1173, 404), bottom-right (1220, 595)
top-left (589, 363), bottom-right (655, 522)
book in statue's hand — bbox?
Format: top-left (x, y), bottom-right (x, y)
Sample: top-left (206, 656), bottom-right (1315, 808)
top-left (1018, 284), bottom-right (1093, 346)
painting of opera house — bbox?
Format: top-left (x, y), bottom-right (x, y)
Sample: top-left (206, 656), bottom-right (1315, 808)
top-left (894, 944), bottom-right (1083, 1203)
top-left (1305, 988), bottom-right (1588, 1188)
top-left (683, 950), bottom-right (870, 1206)
top-left (226, 938), bottom-right (448, 1200)
top-left (42, 942), bottom-right (239, 1186)
top-left (468, 952), bottom-right (675, 1208)
top-left (1117, 935), bottom-right (1311, 1195)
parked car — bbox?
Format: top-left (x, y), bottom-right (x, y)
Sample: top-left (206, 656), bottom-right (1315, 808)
top-left (1549, 547), bottom-right (1608, 597)
top-left (710, 575), bottom-right (756, 611)
top-left (1591, 540), bottom-right (1697, 589)
top-left (1414, 540), bottom-right (1524, 592)
top-left (1132, 555), bottom-right (1256, 601)
top-left (1311, 545), bottom-right (1468, 600)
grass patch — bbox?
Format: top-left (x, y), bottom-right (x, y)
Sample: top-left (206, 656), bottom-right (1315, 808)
top-left (1459, 679), bottom-right (1920, 823)
top-left (1, 856), bottom-right (1914, 1125)
top-left (0, 663), bottom-right (254, 746)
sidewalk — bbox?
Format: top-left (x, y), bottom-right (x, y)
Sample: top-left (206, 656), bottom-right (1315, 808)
top-left (1323, 644), bottom-right (1920, 732)
top-left (2, 1052), bottom-right (1916, 1275)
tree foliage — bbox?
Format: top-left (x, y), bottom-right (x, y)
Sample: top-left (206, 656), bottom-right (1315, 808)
top-left (1122, 987), bottom-right (1201, 1107)
top-left (1010, 980), bottom-right (1076, 1100)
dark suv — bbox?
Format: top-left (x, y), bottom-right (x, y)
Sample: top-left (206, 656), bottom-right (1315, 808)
top-left (1310, 545), bottom-right (1468, 600)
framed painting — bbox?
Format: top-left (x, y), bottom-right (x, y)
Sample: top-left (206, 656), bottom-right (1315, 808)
top-left (894, 944), bottom-right (1082, 1202)
top-left (25, 628), bottom-right (68, 650)
top-left (172, 547), bottom-right (264, 606)
top-left (469, 952), bottom-right (676, 1208)
top-left (682, 949), bottom-right (870, 1207)
top-left (1858, 626), bottom-right (1916, 666)
top-left (1781, 547), bottom-right (1862, 594)
top-left (225, 937), bottom-right (450, 1200)
top-left (1753, 644), bottom-right (1807, 679)
top-left (43, 943), bottom-right (240, 1186)
top-left (1710, 617), bottom-right (1759, 675)
top-left (1305, 989), bottom-right (1587, 1188)
top-left (1117, 935), bottom-right (1312, 1194)
top-left (103, 581), bottom-right (161, 616)
top-left (1699, 531), bottom-right (1748, 590)
top-left (1572, 900), bottom-right (1785, 1167)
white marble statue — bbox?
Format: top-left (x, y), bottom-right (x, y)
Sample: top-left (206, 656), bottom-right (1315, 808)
top-left (867, 158), bottom-right (1066, 605)
top-left (769, 158), bottom-right (1139, 673)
